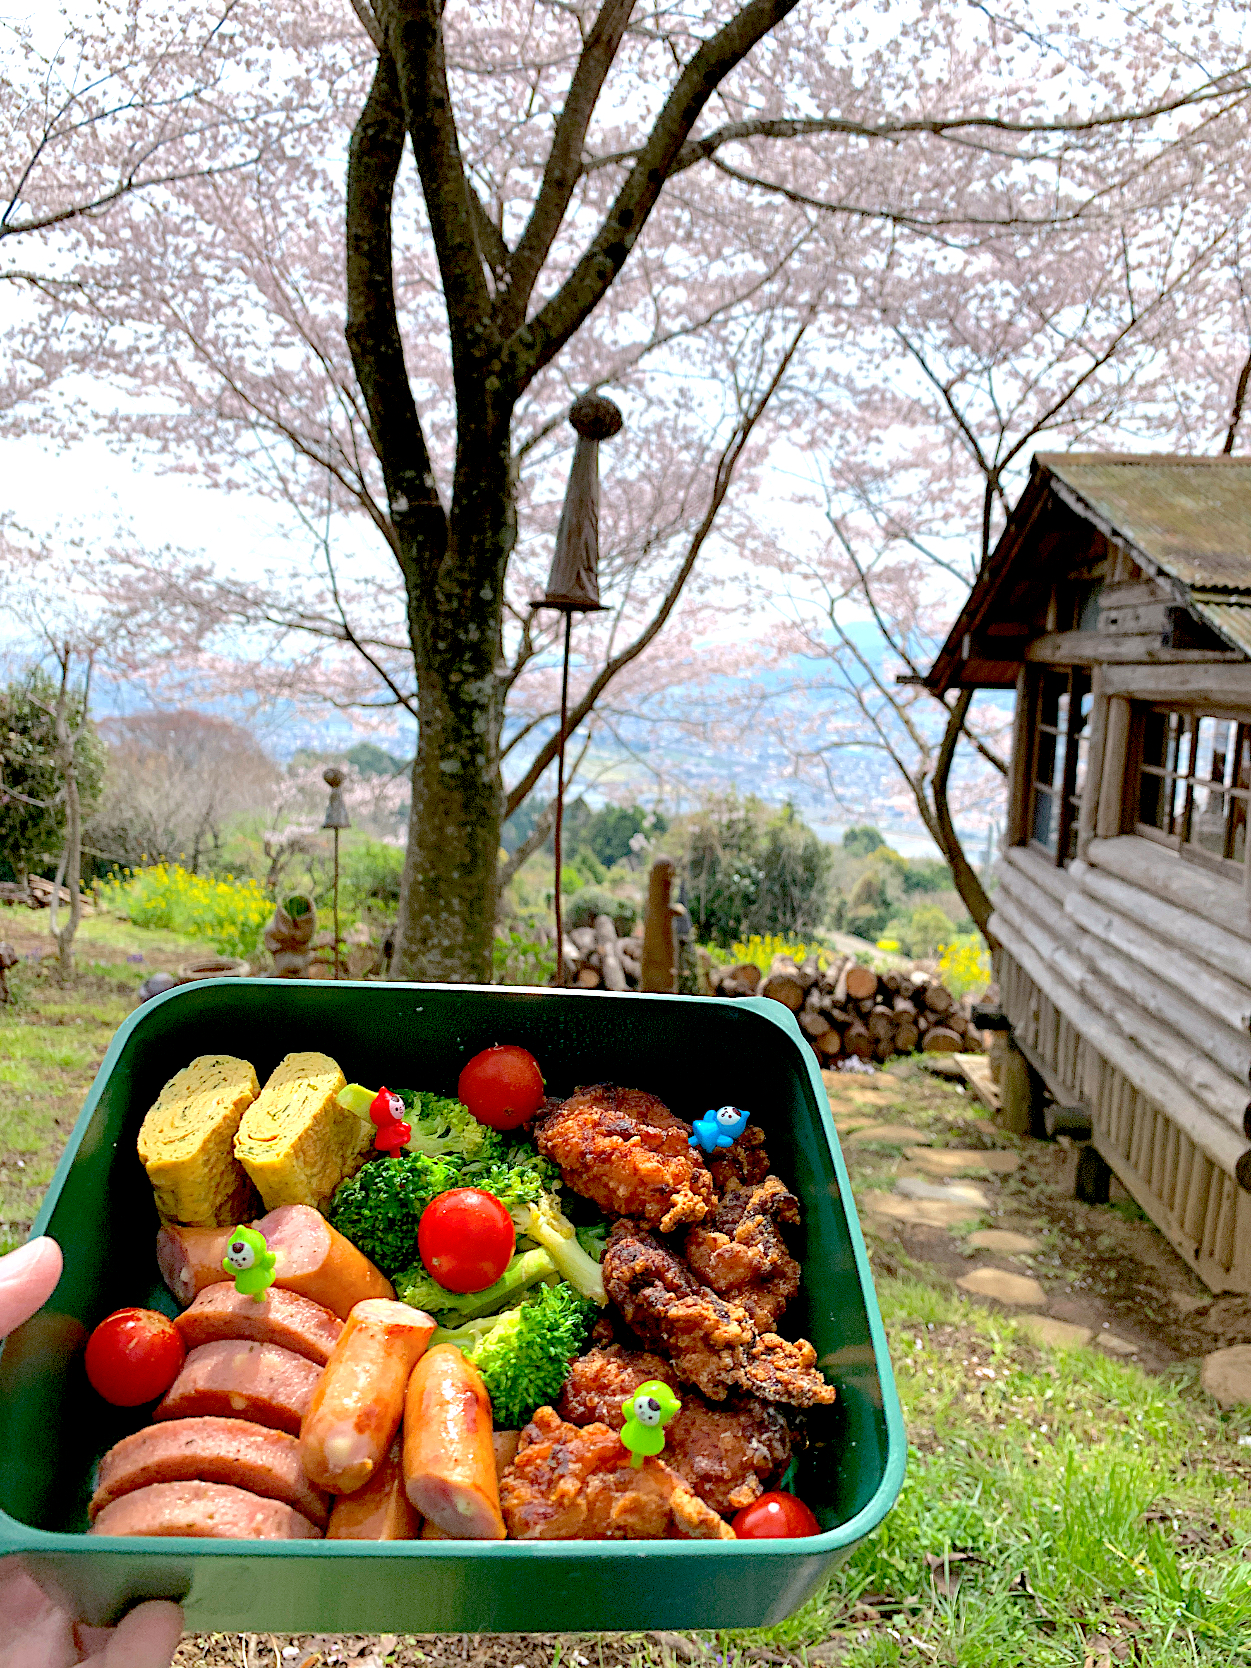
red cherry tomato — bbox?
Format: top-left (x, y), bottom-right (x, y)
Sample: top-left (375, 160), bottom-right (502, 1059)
top-left (457, 1045), bottom-right (545, 1131)
top-left (84, 1308), bottom-right (185, 1406)
top-left (418, 1188), bottom-right (516, 1293)
top-left (732, 1491), bottom-right (822, 1539)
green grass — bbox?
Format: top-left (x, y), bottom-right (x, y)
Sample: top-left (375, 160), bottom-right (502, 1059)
top-left (707, 1277), bottom-right (1251, 1665)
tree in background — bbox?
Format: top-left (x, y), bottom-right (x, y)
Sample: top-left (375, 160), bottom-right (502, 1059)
top-left (87, 712), bottom-right (279, 873)
top-left (7, 0), bottom-right (1251, 974)
top-left (683, 795), bottom-right (831, 946)
top-left (0, 669), bottom-right (105, 894)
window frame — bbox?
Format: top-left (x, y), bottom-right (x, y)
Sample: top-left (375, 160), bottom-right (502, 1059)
top-left (1131, 702), bottom-right (1251, 880)
top-left (1026, 666), bottom-right (1092, 868)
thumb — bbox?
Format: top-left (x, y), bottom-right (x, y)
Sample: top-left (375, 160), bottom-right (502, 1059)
top-left (98, 1601), bottom-right (184, 1668)
top-left (0, 1238), bottom-right (64, 1337)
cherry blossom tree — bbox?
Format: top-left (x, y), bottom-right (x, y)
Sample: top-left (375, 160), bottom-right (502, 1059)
top-left (6, 0), bottom-right (1251, 977)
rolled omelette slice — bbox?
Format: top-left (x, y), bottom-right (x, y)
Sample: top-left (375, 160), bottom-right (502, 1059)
top-left (233, 1052), bottom-right (367, 1211)
top-left (137, 1055), bottom-right (260, 1228)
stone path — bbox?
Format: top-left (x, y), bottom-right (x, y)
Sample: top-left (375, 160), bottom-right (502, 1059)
top-left (824, 1062), bottom-right (1184, 1375)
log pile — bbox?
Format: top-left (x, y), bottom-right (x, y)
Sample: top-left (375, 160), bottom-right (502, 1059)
top-left (711, 952), bottom-right (982, 1066)
top-left (560, 915), bottom-right (645, 990)
top-left (0, 877), bottom-right (93, 913)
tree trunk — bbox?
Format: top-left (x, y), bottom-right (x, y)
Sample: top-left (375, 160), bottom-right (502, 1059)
top-left (929, 688), bottom-right (996, 943)
top-left (390, 427), bottom-right (512, 984)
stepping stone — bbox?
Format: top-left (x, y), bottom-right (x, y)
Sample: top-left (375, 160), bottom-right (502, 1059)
top-left (957, 1268), bottom-right (1046, 1307)
top-left (834, 1114), bottom-right (877, 1134)
top-left (848, 1124), bottom-right (932, 1146)
top-left (1017, 1315), bottom-right (1092, 1349)
top-left (860, 1194), bottom-right (981, 1228)
top-left (897, 1177), bottom-right (989, 1208)
top-left (1200, 1345), bottom-right (1251, 1408)
top-left (967, 1229), bottom-right (1040, 1255)
top-left (904, 1147), bottom-right (1020, 1177)
top-left (1095, 1332), bottom-right (1137, 1357)
top-left (1167, 1289), bottom-right (1206, 1316)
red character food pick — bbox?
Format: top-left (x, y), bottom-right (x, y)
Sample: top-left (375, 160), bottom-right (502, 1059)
top-left (85, 1308), bottom-right (186, 1406)
top-left (370, 1086), bottom-right (411, 1154)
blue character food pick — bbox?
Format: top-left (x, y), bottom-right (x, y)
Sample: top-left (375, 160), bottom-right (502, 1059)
top-left (222, 1225), bottom-right (276, 1300)
top-left (689, 1104), bottom-right (750, 1154)
top-left (621, 1380), bottom-right (682, 1468)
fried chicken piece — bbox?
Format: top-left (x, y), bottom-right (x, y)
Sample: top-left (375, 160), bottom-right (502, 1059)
top-left (500, 1406), bottom-right (734, 1540)
top-left (535, 1085), bottom-right (716, 1232)
top-left (559, 1345), bottom-right (791, 1516)
top-left (707, 1123), bottom-right (772, 1194)
top-left (739, 1332), bottom-right (835, 1407)
top-left (684, 1175), bottom-right (802, 1330)
top-left (602, 1220), bottom-right (753, 1399)
top-left (602, 1221), bottom-right (835, 1408)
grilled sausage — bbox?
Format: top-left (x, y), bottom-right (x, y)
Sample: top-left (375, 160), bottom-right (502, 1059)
top-left (402, 1345), bottom-right (505, 1539)
top-left (174, 1284), bottom-right (342, 1366)
top-left (90, 1479), bottom-right (321, 1539)
top-left (157, 1205), bottom-right (393, 1318)
top-left (90, 1416), bottom-right (331, 1528)
top-left (417, 1431), bottom-right (521, 1538)
top-left (154, 1341), bottom-right (322, 1436)
top-left (300, 1299), bottom-right (434, 1494)
top-left (325, 1436), bottom-right (420, 1539)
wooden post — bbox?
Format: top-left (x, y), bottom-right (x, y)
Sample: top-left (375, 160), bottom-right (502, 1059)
top-left (1006, 667), bottom-right (1032, 846)
top-left (1078, 665), bottom-right (1107, 860)
top-left (1096, 695), bottom-right (1132, 838)
top-left (641, 859), bottom-right (678, 993)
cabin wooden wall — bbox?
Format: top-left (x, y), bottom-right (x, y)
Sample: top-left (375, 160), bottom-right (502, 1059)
top-left (993, 838), bottom-right (1251, 1291)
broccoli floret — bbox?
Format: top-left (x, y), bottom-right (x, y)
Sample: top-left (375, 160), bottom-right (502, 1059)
top-left (398, 1090), bottom-right (506, 1166)
top-left (575, 1221), bottom-right (608, 1262)
top-left (431, 1282), bottom-right (596, 1429)
top-left (461, 1150), bottom-right (606, 1304)
top-left (394, 1246), bottom-right (557, 1323)
top-left (464, 1141), bottom-right (562, 1202)
top-left (328, 1151), bottom-right (460, 1279)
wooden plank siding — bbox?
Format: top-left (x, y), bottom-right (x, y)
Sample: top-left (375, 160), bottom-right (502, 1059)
top-left (992, 839), bottom-right (1251, 1292)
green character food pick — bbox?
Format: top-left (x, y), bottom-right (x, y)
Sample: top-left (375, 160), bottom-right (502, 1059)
top-left (221, 1225), bottom-right (276, 1300)
top-left (620, 1379), bottom-right (681, 1468)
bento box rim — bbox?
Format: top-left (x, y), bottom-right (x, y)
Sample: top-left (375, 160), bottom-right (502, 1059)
top-left (2, 978), bottom-right (906, 1561)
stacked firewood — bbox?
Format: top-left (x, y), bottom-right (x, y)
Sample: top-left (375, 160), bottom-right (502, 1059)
top-left (561, 915), bottom-right (644, 990)
top-left (711, 952), bottom-right (982, 1066)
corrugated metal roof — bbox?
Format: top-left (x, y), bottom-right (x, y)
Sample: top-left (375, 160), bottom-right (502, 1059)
top-left (1194, 600), bottom-right (1251, 657)
top-left (1036, 454), bottom-right (1251, 593)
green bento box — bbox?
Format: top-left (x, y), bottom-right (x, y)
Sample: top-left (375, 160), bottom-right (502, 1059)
top-left (0, 980), bottom-right (905, 1634)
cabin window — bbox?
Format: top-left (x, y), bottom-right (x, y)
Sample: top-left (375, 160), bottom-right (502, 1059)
top-left (1028, 668), bottom-right (1092, 864)
top-left (1135, 707), bottom-right (1251, 874)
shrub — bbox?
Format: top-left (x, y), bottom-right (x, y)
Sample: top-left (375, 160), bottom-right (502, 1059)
top-left (0, 669), bottom-right (106, 887)
top-left (938, 933), bottom-right (992, 997)
top-left (340, 839), bottom-right (406, 912)
top-left (493, 931), bottom-right (557, 986)
top-left (898, 903), bottom-right (955, 959)
top-left (567, 888), bottom-right (637, 936)
top-left (96, 863), bottom-right (272, 959)
top-left (844, 869), bottom-right (891, 941)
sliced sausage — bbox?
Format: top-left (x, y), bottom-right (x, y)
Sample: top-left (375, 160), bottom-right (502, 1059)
top-left (402, 1344), bottom-right (505, 1540)
top-left (90, 1416), bottom-right (331, 1529)
top-left (157, 1205), bottom-right (393, 1317)
top-left (420, 1436), bottom-right (516, 1540)
top-left (300, 1299), bottom-right (434, 1494)
top-left (90, 1479), bottom-right (321, 1539)
top-left (154, 1341), bottom-right (322, 1437)
top-left (325, 1437), bottom-right (419, 1540)
top-left (174, 1285), bottom-right (342, 1367)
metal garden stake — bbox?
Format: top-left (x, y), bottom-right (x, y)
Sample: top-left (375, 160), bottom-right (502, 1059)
top-left (322, 766), bottom-right (351, 979)
top-left (531, 393), bottom-right (623, 985)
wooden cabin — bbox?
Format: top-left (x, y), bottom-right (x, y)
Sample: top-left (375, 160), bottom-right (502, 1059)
top-left (926, 453), bottom-right (1251, 1293)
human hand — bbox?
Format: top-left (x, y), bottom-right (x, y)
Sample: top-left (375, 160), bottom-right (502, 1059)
top-left (0, 1237), bottom-right (184, 1668)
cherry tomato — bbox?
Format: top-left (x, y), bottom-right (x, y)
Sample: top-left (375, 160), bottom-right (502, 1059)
top-left (418, 1188), bottom-right (516, 1293)
top-left (457, 1045), bottom-right (545, 1131)
top-left (731, 1491), bottom-right (822, 1539)
top-left (84, 1308), bottom-right (185, 1406)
